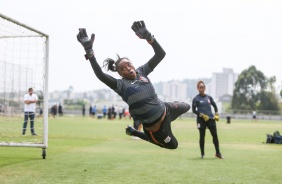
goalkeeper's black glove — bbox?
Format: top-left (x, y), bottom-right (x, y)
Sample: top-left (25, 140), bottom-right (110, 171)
top-left (77, 28), bottom-right (95, 60)
top-left (131, 20), bottom-right (155, 44)
top-left (199, 113), bottom-right (209, 122)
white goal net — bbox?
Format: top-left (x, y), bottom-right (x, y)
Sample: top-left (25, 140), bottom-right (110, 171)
top-left (0, 13), bottom-right (49, 157)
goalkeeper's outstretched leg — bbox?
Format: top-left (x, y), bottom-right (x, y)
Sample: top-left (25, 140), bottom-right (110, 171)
top-left (125, 101), bottom-right (190, 149)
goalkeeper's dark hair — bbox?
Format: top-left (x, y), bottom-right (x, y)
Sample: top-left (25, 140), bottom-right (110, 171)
top-left (103, 54), bottom-right (130, 72)
top-left (197, 80), bottom-right (205, 88)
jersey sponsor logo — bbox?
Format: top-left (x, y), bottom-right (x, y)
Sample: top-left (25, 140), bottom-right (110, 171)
top-left (164, 136), bottom-right (171, 143)
top-left (139, 75), bottom-right (148, 82)
top-left (200, 100), bottom-right (204, 103)
top-left (131, 80), bottom-right (137, 84)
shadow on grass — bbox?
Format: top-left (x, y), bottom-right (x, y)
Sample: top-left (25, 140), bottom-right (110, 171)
top-left (0, 156), bottom-right (42, 167)
top-left (190, 157), bottom-right (224, 161)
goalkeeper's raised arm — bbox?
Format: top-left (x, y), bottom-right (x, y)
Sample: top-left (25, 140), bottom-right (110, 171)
top-left (76, 28), bottom-right (117, 89)
top-left (131, 20), bottom-right (166, 71)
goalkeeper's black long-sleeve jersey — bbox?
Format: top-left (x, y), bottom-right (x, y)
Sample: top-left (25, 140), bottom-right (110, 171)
top-left (192, 94), bottom-right (218, 119)
top-left (88, 40), bottom-right (166, 125)
top-left (88, 39), bottom-right (165, 90)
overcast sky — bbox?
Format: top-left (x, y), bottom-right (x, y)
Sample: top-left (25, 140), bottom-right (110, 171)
top-left (1, 0), bottom-right (282, 92)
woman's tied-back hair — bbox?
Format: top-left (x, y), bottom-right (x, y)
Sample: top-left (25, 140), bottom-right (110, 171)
top-left (103, 54), bottom-right (130, 72)
top-left (197, 80), bottom-right (205, 88)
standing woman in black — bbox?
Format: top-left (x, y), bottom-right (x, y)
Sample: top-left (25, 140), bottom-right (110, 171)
top-left (192, 81), bottom-right (223, 159)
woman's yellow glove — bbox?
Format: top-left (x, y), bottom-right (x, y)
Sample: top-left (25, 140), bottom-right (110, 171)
top-left (199, 113), bottom-right (209, 122)
top-left (214, 113), bottom-right (219, 121)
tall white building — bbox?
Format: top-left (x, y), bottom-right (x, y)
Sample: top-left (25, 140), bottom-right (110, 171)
top-left (210, 68), bottom-right (238, 100)
top-left (162, 80), bottom-right (187, 101)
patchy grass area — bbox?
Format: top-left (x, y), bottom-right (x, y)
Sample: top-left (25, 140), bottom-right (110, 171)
top-left (0, 117), bottom-right (281, 184)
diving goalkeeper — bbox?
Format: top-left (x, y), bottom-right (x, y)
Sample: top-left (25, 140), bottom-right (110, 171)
top-left (77, 20), bottom-right (190, 149)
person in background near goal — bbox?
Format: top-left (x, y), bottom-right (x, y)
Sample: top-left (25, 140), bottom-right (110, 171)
top-left (82, 104), bottom-right (86, 117)
top-left (192, 81), bottom-right (223, 159)
top-left (107, 106), bottom-right (112, 120)
top-left (123, 107), bottom-right (131, 119)
top-left (103, 105), bottom-right (107, 118)
top-left (22, 87), bottom-right (38, 136)
top-left (91, 105), bottom-right (96, 118)
top-left (89, 105), bottom-right (92, 117)
top-left (58, 103), bottom-right (63, 117)
top-left (118, 105), bottom-right (123, 119)
top-left (252, 110), bottom-right (257, 122)
top-left (77, 20), bottom-right (190, 149)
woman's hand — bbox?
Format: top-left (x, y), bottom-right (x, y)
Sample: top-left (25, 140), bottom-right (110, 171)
top-left (77, 28), bottom-right (95, 60)
top-left (131, 20), bottom-right (154, 43)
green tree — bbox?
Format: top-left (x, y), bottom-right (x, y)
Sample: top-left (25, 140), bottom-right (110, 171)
top-left (231, 65), bottom-right (280, 111)
top-left (36, 91), bottom-right (44, 106)
top-left (268, 76), bottom-right (276, 91)
top-left (256, 91), bottom-right (280, 111)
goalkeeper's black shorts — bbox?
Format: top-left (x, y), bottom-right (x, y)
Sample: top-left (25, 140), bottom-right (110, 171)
top-left (143, 101), bottom-right (190, 149)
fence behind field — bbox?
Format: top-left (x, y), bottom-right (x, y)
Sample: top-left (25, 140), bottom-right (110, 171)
top-left (49, 107), bottom-right (282, 121)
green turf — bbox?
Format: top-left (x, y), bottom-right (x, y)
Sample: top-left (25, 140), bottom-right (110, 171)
top-left (0, 117), bottom-right (281, 184)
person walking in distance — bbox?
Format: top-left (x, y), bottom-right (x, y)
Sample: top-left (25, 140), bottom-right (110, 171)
top-left (192, 81), bottom-right (223, 158)
top-left (22, 87), bottom-right (38, 136)
top-left (77, 20), bottom-right (190, 149)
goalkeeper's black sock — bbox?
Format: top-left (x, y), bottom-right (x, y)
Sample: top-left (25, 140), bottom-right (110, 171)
top-left (215, 148), bottom-right (220, 155)
top-left (201, 149), bottom-right (205, 156)
top-left (132, 130), bottom-right (148, 141)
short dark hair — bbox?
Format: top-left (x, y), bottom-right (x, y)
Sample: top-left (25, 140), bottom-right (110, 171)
top-left (28, 87), bottom-right (33, 91)
top-left (197, 81), bottom-right (205, 88)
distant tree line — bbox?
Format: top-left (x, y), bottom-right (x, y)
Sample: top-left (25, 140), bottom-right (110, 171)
top-left (231, 65), bottom-right (281, 113)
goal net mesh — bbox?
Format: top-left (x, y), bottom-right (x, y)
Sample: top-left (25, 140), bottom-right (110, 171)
top-left (0, 14), bottom-right (48, 147)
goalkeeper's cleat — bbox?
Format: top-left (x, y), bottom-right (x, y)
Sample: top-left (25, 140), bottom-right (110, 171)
top-left (201, 154), bottom-right (205, 159)
top-left (215, 153), bottom-right (224, 159)
top-left (125, 125), bottom-right (135, 136)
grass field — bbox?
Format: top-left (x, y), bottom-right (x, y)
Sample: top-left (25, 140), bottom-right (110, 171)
top-left (0, 116), bottom-right (281, 184)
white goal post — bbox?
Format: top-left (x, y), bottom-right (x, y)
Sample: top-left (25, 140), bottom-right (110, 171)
top-left (0, 13), bottom-right (49, 158)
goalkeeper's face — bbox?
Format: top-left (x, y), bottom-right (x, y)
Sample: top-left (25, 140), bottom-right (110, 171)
top-left (197, 84), bottom-right (205, 95)
top-left (117, 59), bottom-right (136, 80)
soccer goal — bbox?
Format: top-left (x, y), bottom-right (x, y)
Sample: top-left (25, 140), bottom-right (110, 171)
top-left (0, 13), bottom-right (49, 159)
